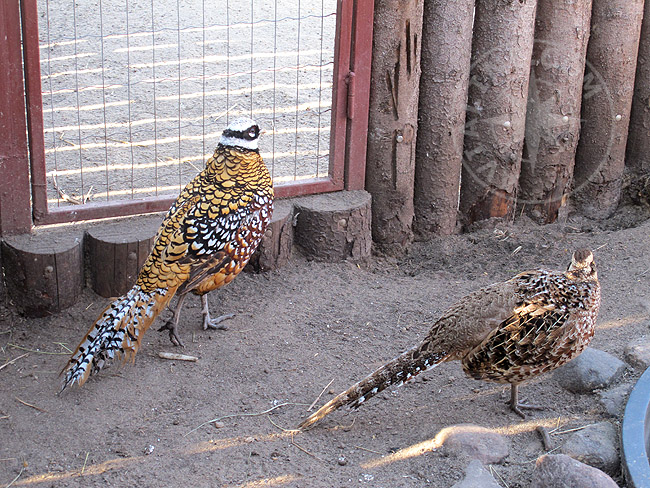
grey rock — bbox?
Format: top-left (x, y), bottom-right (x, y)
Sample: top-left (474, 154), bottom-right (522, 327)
top-left (554, 348), bottom-right (627, 393)
top-left (451, 459), bottom-right (501, 488)
top-left (559, 422), bottom-right (619, 475)
top-left (530, 454), bottom-right (618, 488)
top-left (439, 424), bottom-right (509, 464)
top-left (624, 335), bottom-right (650, 369)
top-left (598, 383), bottom-right (633, 417)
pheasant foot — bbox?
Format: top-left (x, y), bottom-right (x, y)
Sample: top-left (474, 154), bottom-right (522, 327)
top-left (201, 294), bottom-right (234, 330)
top-left (158, 320), bottom-right (184, 347)
top-left (509, 384), bottom-right (544, 419)
top-left (158, 294), bottom-right (188, 346)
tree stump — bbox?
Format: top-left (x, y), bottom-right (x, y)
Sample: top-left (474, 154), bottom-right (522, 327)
top-left (364, 0), bottom-right (423, 254)
top-left (85, 215), bottom-right (162, 298)
top-left (459, 0), bottom-right (537, 226)
top-left (573, 0), bottom-right (644, 219)
top-left (246, 199), bottom-right (294, 272)
top-left (414, 0), bottom-right (473, 237)
top-left (2, 230), bottom-right (83, 317)
top-left (293, 190), bottom-right (371, 262)
top-left (519, 0), bottom-right (592, 224)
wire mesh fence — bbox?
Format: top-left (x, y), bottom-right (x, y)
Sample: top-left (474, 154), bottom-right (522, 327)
top-left (37, 0), bottom-right (337, 208)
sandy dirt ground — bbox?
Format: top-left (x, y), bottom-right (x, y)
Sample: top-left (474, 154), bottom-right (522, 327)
top-left (1, 206), bottom-right (649, 488)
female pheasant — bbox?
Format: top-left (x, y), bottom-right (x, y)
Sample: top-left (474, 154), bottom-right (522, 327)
top-left (61, 118), bottom-right (273, 390)
top-left (298, 249), bottom-right (600, 429)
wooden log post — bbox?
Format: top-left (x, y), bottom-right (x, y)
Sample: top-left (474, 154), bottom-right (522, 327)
top-left (293, 191), bottom-right (371, 263)
top-left (85, 215), bottom-right (162, 298)
top-left (518, 0), bottom-right (592, 223)
top-left (625, 0), bottom-right (650, 206)
top-left (459, 0), bottom-right (537, 226)
top-left (573, 0), bottom-right (645, 219)
top-left (2, 231), bottom-right (83, 317)
top-left (364, 0), bottom-right (423, 254)
top-left (413, 0), bottom-right (474, 237)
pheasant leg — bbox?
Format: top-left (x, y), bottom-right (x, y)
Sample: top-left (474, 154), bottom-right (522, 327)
top-left (509, 384), bottom-right (544, 419)
top-left (158, 294), bottom-right (188, 347)
top-left (201, 294), bottom-right (234, 330)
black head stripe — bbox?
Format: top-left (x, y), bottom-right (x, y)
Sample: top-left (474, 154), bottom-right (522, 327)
top-left (222, 125), bottom-right (260, 141)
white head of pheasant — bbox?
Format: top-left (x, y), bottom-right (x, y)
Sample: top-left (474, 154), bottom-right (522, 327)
top-left (219, 117), bottom-right (261, 151)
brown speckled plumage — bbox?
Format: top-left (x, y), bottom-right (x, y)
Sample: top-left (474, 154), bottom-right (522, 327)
top-left (61, 118), bottom-right (273, 390)
top-left (298, 249), bottom-right (600, 429)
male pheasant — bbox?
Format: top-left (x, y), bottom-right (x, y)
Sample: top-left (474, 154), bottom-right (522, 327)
top-left (298, 249), bottom-right (600, 429)
top-left (61, 118), bottom-right (273, 390)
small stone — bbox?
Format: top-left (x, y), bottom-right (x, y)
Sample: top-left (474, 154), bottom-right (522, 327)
top-left (451, 459), bottom-right (501, 488)
top-left (338, 456), bottom-right (348, 466)
top-left (598, 383), bottom-right (633, 417)
top-left (554, 348), bottom-right (627, 393)
top-left (438, 424), bottom-right (509, 464)
top-left (531, 454), bottom-right (618, 488)
top-left (244, 436), bottom-right (255, 444)
top-left (212, 421), bottom-right (226, 429)
top-left (144, 445), bottom-right (154, 456)
top-left (559, 422), bottom-right (619, 475)
top-left (624, 335), bottom-right (650, 369)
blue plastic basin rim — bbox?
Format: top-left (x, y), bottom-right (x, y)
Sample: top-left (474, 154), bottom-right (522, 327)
top-left (622, 366), bottom-right (650, 488)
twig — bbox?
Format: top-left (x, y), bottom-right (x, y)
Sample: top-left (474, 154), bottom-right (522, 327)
top-left (81, 452), bottom-right (89, 474)
top-left (489, 465), bottom-right (510, 488)
top-left (291, 437), bottom-right (325, 462)
top-left (0, 353), bottom-right (28, 371)
top-left (307, 379), bottom-right (334, 411)
top-left (0, 416), bottom-right (9, 420)
top-left (54, 343), bottom-right (73, 353)
top-left (51, 174), bottom-right (92, 205)
top-left (267, 415), bottom-right (298, 433)
top-left (354, 445), bottom-right (383, 455)
top-left (4, 467), bottom-right (24, 488)
top-left (185, 402), bottom-right (308, 436)
top-left (8, 344), bottom-right (68, 355)
top-left (551, 424), bottom-right (595, 436)
top-left (158, 352), bottom-right (198, 362)
top-left (15, 397), bottom-right (48, 413)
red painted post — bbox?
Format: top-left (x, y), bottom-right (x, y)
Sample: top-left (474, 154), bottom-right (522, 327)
top-left (20, 0), bottom-right (49, 224)
top-left (344, 0), bottom-right (373, 191)
top-left (0, 0), bottom-right (33, 235)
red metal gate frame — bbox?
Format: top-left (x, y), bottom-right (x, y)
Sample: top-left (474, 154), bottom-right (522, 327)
top-left (16, 0), bottom-right (372, 227)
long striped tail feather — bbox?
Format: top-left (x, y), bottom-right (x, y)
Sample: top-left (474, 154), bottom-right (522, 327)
top-left (298, 343), bottom-right (448, 430)
top-left (60, 284), bottom-right (177, 391)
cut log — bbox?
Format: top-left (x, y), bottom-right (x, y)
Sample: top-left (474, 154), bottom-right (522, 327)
top-left (519, 0), bottom-right (592, 223)
top-left (293, 190), bottom-right (371, 263)
top-left (459, 0), bottom-right (537, 226)
top-left (413, 0), bottom-right (473, 237)
top-left (85, 215), bottom-right (162, 298)
top-left (364, 0), bottom-right (423, 253)
top-left (246, 199), bottom-right (293, 272)
top-left (1, 230), bottom-right (83, 317)
top-left (573, 0), bottom-right (645, 218)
